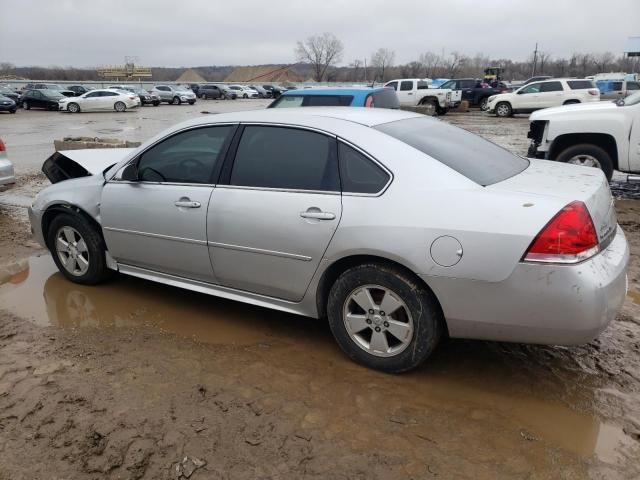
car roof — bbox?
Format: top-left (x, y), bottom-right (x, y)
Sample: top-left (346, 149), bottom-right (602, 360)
top-left (176, 107), bottom-right (421, 130)
top-left (282, 87), bottom-right (387, 97)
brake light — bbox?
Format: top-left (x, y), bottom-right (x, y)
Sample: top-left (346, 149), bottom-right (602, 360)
top-left (523, 201), bottom-right (599, 264)
top-left (588, 89), bottom-right (599, 96)
top-left (0, 138), bottom-right (5, 152)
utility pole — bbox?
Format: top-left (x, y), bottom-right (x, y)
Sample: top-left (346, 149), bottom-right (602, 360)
top-left (364, 58), bottom-right (368, 85)
top-left (532, 42), bottom-right (538, 77)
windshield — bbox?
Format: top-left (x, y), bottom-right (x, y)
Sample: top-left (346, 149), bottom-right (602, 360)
top-left (439, 80), bottom-right (455, 89)
top-left (48, 84), bottom-right (65, 90)
top-left (374, 117), bottom-right (529, 186)
top-left (620, 91), bottom-right (640, 106)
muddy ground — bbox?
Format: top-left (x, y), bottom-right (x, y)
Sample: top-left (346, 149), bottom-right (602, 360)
top-left (0, 107), bottom-right (639, 479)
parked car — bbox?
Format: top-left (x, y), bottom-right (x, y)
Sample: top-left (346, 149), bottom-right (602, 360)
top-left (263, 85), bottom-right (285, 98)
top-left (0, 85), bottom-right (20, 104)
top-left (24, 83), bottom-right (75, 97)
top-left (596, 80), bottom-right (640, 100)
top-left (198, 84), bottom-right (224, 100)
top-left (229, 85), bottom-right (259, 99)
top-left (67, 85), bottom-right (92, 96)
top-left (384, 78), bottom-right (461, 115)
top-left (0, 138), bottom-right (15, 191)
top-left (0, 95), bottom-right (16, 114)
top-left (527, 91), bottom-right (640, 180)
top-left (486, 79), bottom-right (600, 117)
top-left (59, 89), bottom-right (139, 113)
top-left (248, 85), bottom-right (271, 98)
top-left (108, 85), bottom-right (158, 106)
top-left (438, 78), bottom-right (510, 110)
top-left (269, 87), bottom-right (399, 109)
top-left (19, 89), bottom-right (65, 110)
top-left (29, 108), bottom-right (628, 373)
top-left (151, 85), bottom-right (196, 105)
top-left (188, 84), bottom-right (200, 96)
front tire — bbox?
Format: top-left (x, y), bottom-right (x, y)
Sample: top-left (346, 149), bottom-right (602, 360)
top-left (114, 101), bottom-right (126, 112)
top-left (172, 96), bottom-right (181, 105)
top-left (479, 97), bottom-right (489, 111)
top-left (495, 101), bottom-right (512, 117)
top-left (188, 100), bottom-right (195, 105)
top-left (556, 143), bottom-right (614, 181)
top-left (327, 264), bottom-right (442, 373)
top-left (22, 101), bottom-right (30, 110)
top-left (153, 101), bottom-right (160, 106)
top-left (47, 213), bottom-right (111, 285)
top-left (68, 102), bottom-right (80, 113)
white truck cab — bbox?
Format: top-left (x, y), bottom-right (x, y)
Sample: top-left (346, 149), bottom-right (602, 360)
top-left (527, 92), bottom-right (640, 180)
top-left (384, 78), bottom-right (461, 115)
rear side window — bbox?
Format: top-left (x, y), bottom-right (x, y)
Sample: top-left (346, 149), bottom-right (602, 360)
top-left (567, 80), bottom-right (595, 90)
top-left (612, 82), bottom-right (623, 91)
top-left (230, 126), bottom-right (339, 191)
top-left (367, 90), bottom-right (400, 109)
top-left (400, 81), bottom-right (413, 91)
top-left (339, 143), bottom-right (390, 194)
top-left (540, 81), bottom-right (563, 92)
top-left (628, 82), bottom-right (640, 91)
top-left (303, 95), bottom-right (353, 107)
top-left (375, 117), bottom-right (529, 186)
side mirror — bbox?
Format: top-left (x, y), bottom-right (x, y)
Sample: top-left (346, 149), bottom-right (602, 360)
top-left (121, 163), bottom-right (139, 182)
top-left (517, 90), bottom-right (524, 94)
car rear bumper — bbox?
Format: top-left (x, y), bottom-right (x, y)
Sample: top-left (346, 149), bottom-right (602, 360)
top-left (0, 160), bottom-right (15, 189)
top-left (425, 225), bottom-right (629, 345)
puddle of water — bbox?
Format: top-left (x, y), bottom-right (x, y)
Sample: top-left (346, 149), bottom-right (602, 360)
top-left (0, 254), bottom-right (636, 465)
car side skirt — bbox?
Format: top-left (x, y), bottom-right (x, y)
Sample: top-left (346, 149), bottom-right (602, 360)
top-left (116, 263), bottom-right (316, 318)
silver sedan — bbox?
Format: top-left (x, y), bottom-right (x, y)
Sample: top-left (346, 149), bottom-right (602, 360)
top-left (28, 108), bottom-right (629, 372)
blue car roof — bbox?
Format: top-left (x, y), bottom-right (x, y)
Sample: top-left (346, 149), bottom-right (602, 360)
top-left (281, 87), bottom-right (386, 102)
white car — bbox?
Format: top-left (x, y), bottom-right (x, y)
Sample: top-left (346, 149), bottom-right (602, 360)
top-left (59, 89), bottom-right (139, 113)
top-left (384, 78), bottom-right (462, 114)
top-left (229, 85), bottom-right (259, 99)
top-left (0, 137), bottom-right (15, 192)
top-left (486, 79), bottom-right (600, 117)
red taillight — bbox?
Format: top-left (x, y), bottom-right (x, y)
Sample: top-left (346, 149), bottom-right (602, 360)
top-left (0, 138), bottom-right (5, 152)
top-left (588, 89), bottom-right (599, 96)
top-left (524, 201), bottom-right (599, 264)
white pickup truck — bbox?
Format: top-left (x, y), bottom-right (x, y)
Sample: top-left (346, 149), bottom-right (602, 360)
top-left (384, 78), bottom-right (461, 115)
top-left (527, 92), bottom-right (640, 180)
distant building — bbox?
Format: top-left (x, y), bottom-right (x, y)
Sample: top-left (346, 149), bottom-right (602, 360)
top-left (624, 36), bottom-right (640, 57)
top-left (224, 65), bottom-right (303, 83)
top-left (176, 68), bottom-right (206, 83)
top-left (97, 63), bottom-right (152, 80)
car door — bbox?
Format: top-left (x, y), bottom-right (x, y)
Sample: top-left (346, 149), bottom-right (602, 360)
top-left (538, 81), bottom-right (564, 108)
top-left (396, 80), bottom-right (415, 105)
top-left (30, 90), bottom-right (45, 108)
top-left (514, 82), bottom-right (542, 110)
top-left (459, 79), bottom-right (476, 102)
top-left (99, 91), bottom-right (119, 110)
top-left (101, 124), bottom-right (236, 282)
top-left (80, 91), bottom-right (102, 110)
top-left (207, 125), bottom-right (342, 301)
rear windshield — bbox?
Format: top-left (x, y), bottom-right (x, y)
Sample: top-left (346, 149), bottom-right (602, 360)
top-left (374, 117), bottom-right (529, 186)
top-left (567, 80), bottom-right (594, 90)
top-left (368, 89), bottom-right (399, 109)
top-left (270, 95), bottom-right (353, 108)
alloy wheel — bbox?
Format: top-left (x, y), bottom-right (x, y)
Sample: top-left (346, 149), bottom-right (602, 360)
top-left (342, 284), bottom-right (414, 358)
top-left (55, 226), bottom-right (90, 277)
top-left (567, 154), bottom-right (601, 168)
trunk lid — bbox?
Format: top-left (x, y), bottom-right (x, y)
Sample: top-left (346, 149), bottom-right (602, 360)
top-left (42, 148), bottom-right (134, 184)
top-left (489, 160), bottom-right (617, 244)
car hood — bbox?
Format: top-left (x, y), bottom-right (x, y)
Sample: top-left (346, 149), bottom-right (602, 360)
top-left (530, 100), bottom-right (618, 120)
top-left (42, 148), bottom-right (135, 184)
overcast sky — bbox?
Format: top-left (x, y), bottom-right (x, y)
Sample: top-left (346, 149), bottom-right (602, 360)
top-left (0, 0), bottom-right (638, 68)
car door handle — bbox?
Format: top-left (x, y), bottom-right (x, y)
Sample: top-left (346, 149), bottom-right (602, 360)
top-left (300, 210), bottom-right (335, 220)
top-left (175, 200), bottom-right (201, 208)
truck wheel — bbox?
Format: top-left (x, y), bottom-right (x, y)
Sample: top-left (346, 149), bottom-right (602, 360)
top-left (495, 102), bottom-right (512, 117)
top-left (556, 144), bottom-right (614, 181)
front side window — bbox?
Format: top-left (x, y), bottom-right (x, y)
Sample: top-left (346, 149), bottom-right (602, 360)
top-left (439, 80), bottom-right (456, 90)
top-left (612, 82), bottom-right (623, 91)
top-left (303, 95), bottom-right (353, 107)
top-left (385, 81), bottom-right (398, 91)
top-left (540, 81), bottom-right (563, 92)
top-left (628, 82), bottom-right (640, 91)
top-left (85, 91), bottom-right (101, 98)
top-left (400, 81), bottom-right (413, 91)
top-left (339, 143), bottom-right (390, 194)
top-left (136, 126), bottom-right (233, 184)
top-left (519, 83), bottom-right (542, 94)
top-left (230, 126), bottom-right (338, 191)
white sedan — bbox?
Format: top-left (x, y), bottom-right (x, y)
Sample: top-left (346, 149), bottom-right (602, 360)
top-left (59, 89), bottom-right (139, 113)
top-left (228, 85), bottom-right (260, 99)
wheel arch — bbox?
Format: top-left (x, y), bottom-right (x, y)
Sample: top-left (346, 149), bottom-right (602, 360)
top-left (548, 133), bottom-right (618, 170)
top-left (42, 203), bottom-right (105, 250)
top-left (315, 254), bottom-right (449, 335)
top-left (419, 95), bottom-right (439, 105)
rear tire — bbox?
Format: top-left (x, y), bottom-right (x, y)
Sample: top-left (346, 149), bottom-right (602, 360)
top-left (114, 101), bottom-right (126, 112)
top-left (479, 97), bottom-right (489, 110)
top-left (68, 102), bottom-right (80, 113)
top-left (556, 143), bottom-right (614, 181)
top-left (327, 264), bottom-right (443, 373)
top-left (47, 213), bottom-right (112, 285)
top-left (495, 101), bottom-right (512, 117)
top-left (153, 101), bottom-right (160, 106)
top-left (22, 101), bottom-right (30, 110)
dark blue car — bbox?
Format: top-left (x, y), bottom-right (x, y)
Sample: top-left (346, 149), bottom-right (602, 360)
top-left (268, 87), bottom-right (399, 109)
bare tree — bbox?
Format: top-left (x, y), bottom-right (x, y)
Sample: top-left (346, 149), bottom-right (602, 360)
top-left (370, 48), bottom-right (395, 82)
top-left (537, 51), bottom-right (551, 74)
top-left (349, 59), bottom-right (362, 82)
top-left (593, 52), bottom-right (616, 73)
top-left (444, 51), bottom-right (468, 78)
top-left (295, 32), bottom-right (344, 82)
top-left (401, 61), bottom-right (424, 78)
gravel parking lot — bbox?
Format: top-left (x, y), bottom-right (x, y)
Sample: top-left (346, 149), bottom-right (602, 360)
top-left (0, 104), bottom-right (639, 479)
